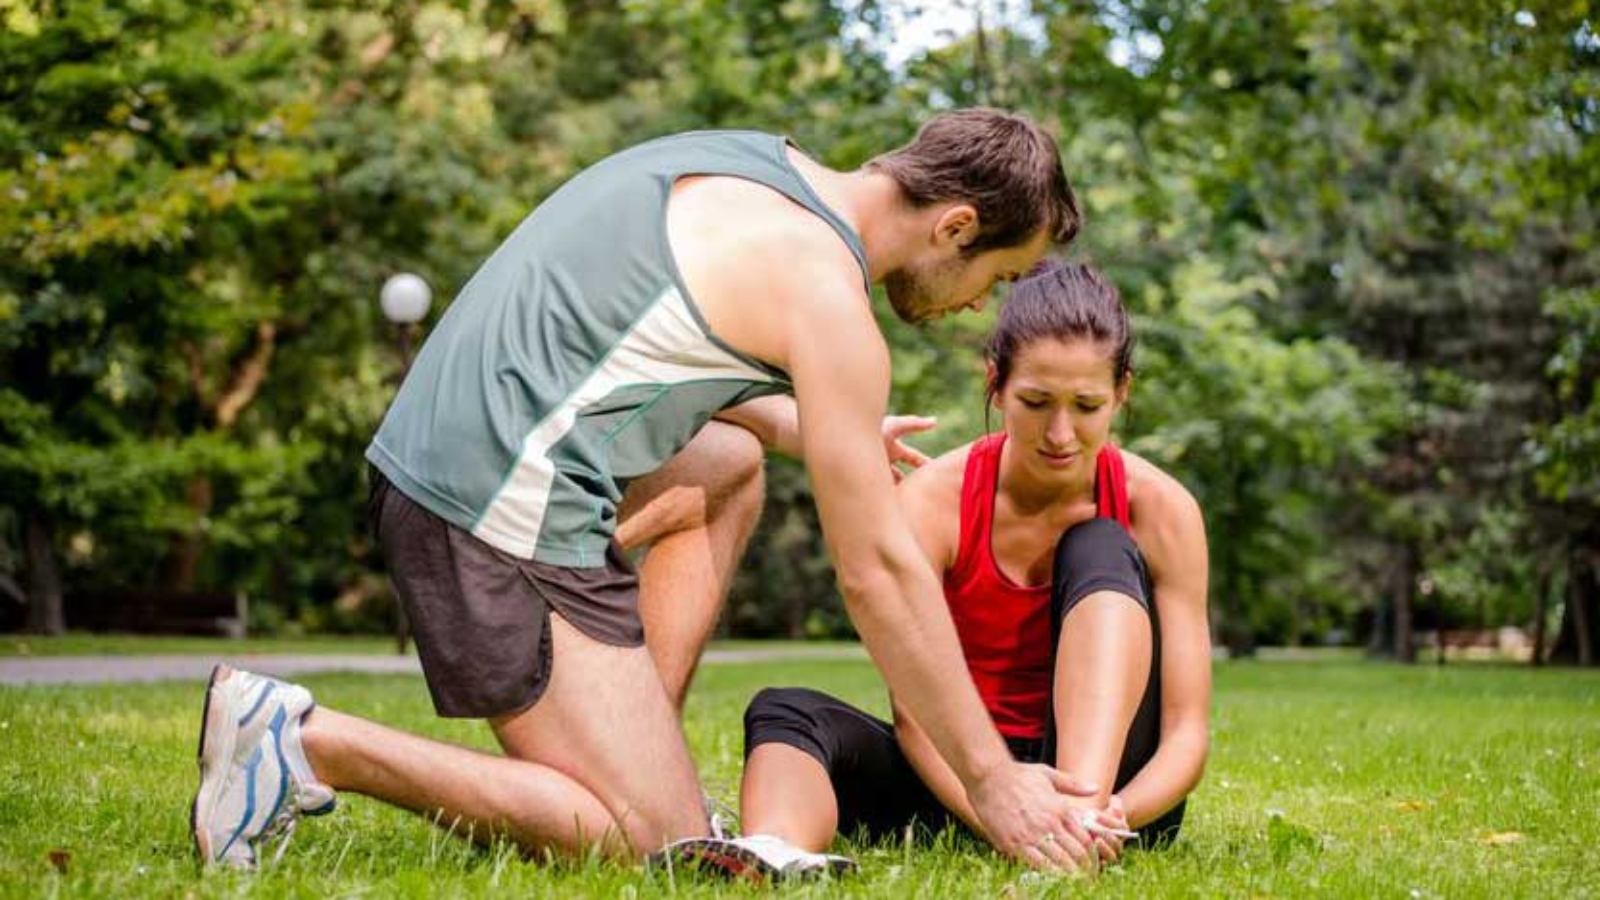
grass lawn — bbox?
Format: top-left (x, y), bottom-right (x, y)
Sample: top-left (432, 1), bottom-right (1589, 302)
top-left (1, 658), bottom-right (1596, 898)
top-left (0, 633), bottom-right (405, 658)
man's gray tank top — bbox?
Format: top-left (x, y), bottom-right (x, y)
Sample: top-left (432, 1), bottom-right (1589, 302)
top-left (366, 130), bottom-right (869, 567)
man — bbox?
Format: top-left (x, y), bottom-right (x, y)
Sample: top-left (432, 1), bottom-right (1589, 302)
top-left (191, 108), bottom-right (1101, 874)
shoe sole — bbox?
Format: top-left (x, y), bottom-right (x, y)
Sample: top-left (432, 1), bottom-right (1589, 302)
top-left (653, 839), bottom-right (857, 882)
top-left (191, 663), bottom-right (238, 866)
top-left (655, 839), bottom-right (771, 883)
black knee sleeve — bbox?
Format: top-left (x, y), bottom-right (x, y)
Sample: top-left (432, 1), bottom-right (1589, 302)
top-left (743, 686), bottom-right (839, 768)
top-left (1052, 517), bottom-right (1151, 619)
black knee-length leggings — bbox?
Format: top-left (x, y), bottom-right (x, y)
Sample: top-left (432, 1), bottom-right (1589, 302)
top-left (743, 518), bottom-right (1186, 847)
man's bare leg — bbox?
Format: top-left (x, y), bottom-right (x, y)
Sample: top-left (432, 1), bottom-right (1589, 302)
top-left (617, 421), bottom-right (765, 708)
top-left (300, 615), bottom-right (709, 859)
top-left (1052, 591), bottom-right (1153, 806)
top-left (301, 707), bottom-right (625, 857)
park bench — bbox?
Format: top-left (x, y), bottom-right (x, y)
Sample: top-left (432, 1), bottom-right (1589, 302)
top-left (65, 589), bottom-right (249, 638)
top-left (1417, 627), bottom-right (1532, 662)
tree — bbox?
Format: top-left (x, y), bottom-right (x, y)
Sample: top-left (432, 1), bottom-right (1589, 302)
top-left (1534, 286), bottom-right (1600, 665)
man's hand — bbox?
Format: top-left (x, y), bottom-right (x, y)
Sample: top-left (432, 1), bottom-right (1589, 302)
top-left (882, 415), bottom-right (936, 482)
top-left (967, 761), bottom-right (1100, 872)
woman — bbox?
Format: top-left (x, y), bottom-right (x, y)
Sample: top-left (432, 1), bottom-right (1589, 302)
top-left (737, 261), bottom-right (1211, 873)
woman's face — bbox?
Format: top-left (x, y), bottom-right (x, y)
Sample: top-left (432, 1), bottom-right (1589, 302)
top-left (994, 335), bottom-right (1127, 485)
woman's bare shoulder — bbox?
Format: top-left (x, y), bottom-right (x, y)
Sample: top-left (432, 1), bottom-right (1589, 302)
top-left (902, 438), bottom-right (972, 509)
top-left (897, 439), bottom-right (979, 565)
top-left (1121, 448), bottom-right (1206, 557)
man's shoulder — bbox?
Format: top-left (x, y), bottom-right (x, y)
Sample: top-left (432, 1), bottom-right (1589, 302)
top-left (714, 185), bottom-right (863, 281)
top-left (668, 171), bottom-right (874, 371)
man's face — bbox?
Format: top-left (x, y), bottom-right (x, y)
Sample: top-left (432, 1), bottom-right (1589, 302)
top-left (885, 228), bottom-right (1052, 324)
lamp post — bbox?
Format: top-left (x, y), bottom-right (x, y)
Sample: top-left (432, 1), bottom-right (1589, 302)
top-left (379, 272), bottom-right (431, 654)
top-left (380, 272), bottom-right (432, 372)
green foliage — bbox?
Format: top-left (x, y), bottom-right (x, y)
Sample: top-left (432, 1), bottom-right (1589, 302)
top-left (2, 0), bottom-right (1594, 646)
top-left (1430, 505), bottom-right (1546, 628)
top-left (1122, 259), bottom-right (1403, 646)
top-left (1530, 286), bottom-right (1600, 505)
top-left (1006, 0), bottom-right (1598, 648)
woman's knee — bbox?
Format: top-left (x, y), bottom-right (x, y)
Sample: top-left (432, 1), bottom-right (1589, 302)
top-left (1053, 518), bottom-right (1151, 617)
top-left (743, 687), bottom-right (836, 766)
top-left (1055, 518), bottom-right (1139, 574)
top-left (745, 687), bottom-right (824, 737)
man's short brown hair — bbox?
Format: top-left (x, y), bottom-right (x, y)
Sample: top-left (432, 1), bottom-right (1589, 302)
top-left (868, 108), bottom-right (1080, 255)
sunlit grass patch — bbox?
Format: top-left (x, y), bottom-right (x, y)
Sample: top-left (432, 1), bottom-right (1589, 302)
top-left (1, 659), bottom-right (1596, 898)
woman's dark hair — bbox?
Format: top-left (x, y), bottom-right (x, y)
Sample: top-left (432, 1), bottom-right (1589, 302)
top-left (984, 260), bottom-right (1134, 405)
top-left (867, 108), bottom-right (1080, 255)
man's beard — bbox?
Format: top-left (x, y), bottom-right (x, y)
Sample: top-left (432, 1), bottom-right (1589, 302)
top-left (883, 270), bottom-right (926, 322)
top-left (884, 257), bottom-right (963, 323)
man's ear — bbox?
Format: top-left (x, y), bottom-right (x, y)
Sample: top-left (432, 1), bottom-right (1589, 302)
top-left (933, 203), bottom-right (979, 249)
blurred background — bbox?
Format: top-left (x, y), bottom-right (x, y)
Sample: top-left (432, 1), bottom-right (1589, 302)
top-left (1, 0), bottom-right (1595, 665)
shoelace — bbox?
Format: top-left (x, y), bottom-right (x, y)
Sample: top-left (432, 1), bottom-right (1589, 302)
top-left (257, 785), bottom-right (308, 867)
top-left (702, 787), bottom-right (740, 839)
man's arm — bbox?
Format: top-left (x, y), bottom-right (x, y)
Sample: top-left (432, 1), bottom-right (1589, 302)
top-left (886, 450), bottom-right (983, 834)
top-left (716, 394), bottom-right (936, 480)
top-left (782, 269), bottom-right (1094, 870)
top-left (714, 395), bottom-right (802, 457)
top-left (892, 700), bottom-right (984, 832)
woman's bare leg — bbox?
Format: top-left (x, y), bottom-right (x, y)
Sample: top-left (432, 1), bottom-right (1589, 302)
top-left (1052, 591), bottom-right (1153, 806)
top-left (738, 743), bottom-right (840, 851)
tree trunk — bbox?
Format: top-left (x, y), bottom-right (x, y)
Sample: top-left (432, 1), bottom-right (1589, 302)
top-left (971, 4), bottom-right (990, 105)
top-left (159, 321), bottom-right (276, 594)
top-left (1531, 563), bottom-right (1551, 667)
top-left (1393, 543), bottom-right (1417, 663)
top-left (1223, 587), bottom-right (1257, 658)
top-left (23, 508), bottom-right (64, 635)
top-left (1220, 543), bottom-right (1256, 658)
top-left (785, 579), bottom-right (807, 640)
top-left (1367, 590), bottom-right (1394, 658)
top-left (1220, 469), bottom-right (1256, 658)
top-left (160, 475), bottom-right (214, 592)
top-left (1551, 540), bottom-right (1598, 666)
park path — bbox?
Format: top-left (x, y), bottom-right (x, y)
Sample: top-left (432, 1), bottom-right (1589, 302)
top-left (0, 645), bottom-right (867, 686)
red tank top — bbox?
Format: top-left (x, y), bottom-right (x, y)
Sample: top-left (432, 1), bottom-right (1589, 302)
top-left (942, 434), bottom-right (1131, 739)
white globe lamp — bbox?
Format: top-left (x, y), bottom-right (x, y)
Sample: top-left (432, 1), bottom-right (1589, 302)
top-left (380, 273), bottom-right (432, 325)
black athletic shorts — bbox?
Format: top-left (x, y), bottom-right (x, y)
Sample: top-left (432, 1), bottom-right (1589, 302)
top-left (368, 468), bottom-right (644, 719)
top-left (744, 518), bottom-right (1186, 847)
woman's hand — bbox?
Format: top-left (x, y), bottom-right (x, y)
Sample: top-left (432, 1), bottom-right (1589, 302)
top-left (1085, 794), bottom-right (1132, 864)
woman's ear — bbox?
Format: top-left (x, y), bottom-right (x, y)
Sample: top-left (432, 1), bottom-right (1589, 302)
top-left (1114, 373), bottom-right (1134, 424)
top-left (985, 360), bottom-right (1000, 406)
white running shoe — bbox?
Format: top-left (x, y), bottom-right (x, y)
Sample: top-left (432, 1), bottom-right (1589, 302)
top-left (191, 665), bottom-right (337, 870)
top-left (651, 834), bottom-right (857, 881)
